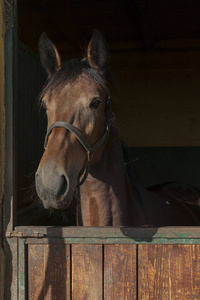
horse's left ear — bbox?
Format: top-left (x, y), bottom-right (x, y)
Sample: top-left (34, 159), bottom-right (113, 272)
top-left (87, 29), bottom-right (109, 70)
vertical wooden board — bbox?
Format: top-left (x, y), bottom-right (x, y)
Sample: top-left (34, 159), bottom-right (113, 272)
top-left (104, 244), bottom-right (137, 300)
top-left (28, 244), bottom-right (45, 299)
top-left (18, 239), bottom-right (26, 300)
top-left (5, 238), bottom-right (18, 300)
top-left (138, 244), bottom-right (200, 300)
top-left (72, 244), bottom-right (102, 300)
top-left (28, 244), bottom-right (70, 300)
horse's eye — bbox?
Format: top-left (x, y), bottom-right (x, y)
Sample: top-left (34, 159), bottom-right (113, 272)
top-left (89, 98), bottom-right (101, 109)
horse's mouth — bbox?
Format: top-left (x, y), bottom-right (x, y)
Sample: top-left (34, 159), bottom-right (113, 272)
top-left (40, 184), bottom-right (76, 210)
top-left (43, 200), bottom-right (71, 210)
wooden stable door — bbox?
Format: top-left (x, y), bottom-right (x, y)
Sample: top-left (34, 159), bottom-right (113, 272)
top-left (138, 244), bottom-right (200, 299)
top-left (28, 243), bottom-right (200, 300)
top-left (13, 227), bottom-right (200, 300)
top-left (28, 244), bottom-right (137, 300)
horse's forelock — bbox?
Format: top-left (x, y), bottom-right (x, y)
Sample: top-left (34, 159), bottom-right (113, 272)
top-left (39, 58), bottom-right (108, 102)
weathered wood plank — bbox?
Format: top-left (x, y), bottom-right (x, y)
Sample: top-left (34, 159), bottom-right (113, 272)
top-left (72, 244), bottom-right (102, 300)
top-left (28, 244), bottom-right (70, 300)
top-left (138, 244), bottom-right (200, 299)
top-left (28, 244), bottom-right (45, 299)
top-left (5, 238), bottom-right (18, 300)
top-left (18, 239), bottom-right (26, 300)
top-left (18, 225), bottom-right (200, 240)
top-left (25, 236), bottom-right (200, 245)
top-left (104, 244), bottom-right (137, 300)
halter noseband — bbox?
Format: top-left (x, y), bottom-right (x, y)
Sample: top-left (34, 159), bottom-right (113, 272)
top-left (44, 98), bottom-right (110, 186)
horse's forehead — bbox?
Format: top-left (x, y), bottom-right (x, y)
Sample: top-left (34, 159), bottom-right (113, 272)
top-left (67, 77), bottom-right (100, 98)
top-left (45, 77), bottom-right (100, 105)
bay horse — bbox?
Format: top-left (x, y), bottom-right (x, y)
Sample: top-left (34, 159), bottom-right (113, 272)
top-left (36, 29), bottom-right (200, 226)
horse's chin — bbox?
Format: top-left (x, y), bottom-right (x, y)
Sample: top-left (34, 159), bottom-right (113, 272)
top-left (43, 200), bottom-right (72, 210)
top-left (41, 187), bottom-right (76, 210)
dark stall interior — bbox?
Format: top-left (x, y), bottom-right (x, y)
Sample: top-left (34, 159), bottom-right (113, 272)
top-left (16, 0), bottom-right (200, 225)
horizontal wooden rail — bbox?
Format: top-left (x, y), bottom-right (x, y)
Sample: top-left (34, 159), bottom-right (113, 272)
top-left (10, 226), bottom-right (200, 244)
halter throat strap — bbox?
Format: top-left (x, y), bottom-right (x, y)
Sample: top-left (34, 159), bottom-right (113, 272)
top-left (44, 118), bottom-right (109, 186)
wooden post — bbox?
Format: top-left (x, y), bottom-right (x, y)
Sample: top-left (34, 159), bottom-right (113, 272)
top-left (0, 1), bottom-right (5, 299)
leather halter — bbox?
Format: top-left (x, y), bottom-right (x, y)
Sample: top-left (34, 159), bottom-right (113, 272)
top-left (44, 98), bottom-right (110, 186)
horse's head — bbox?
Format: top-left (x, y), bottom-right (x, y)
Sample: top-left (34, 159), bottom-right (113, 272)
top-left (36, 29), bottom-right (110, 210)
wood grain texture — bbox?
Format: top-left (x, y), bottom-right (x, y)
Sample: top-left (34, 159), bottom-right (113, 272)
top-left (138, 244), bottom-right (200, 300)
top-left (72, 244), bottom-right (102, 300)
top-left (104, 244), bottom-right (137, 300)
top-left (28, 244), bottom-right (70, 300)
top-left (17, 226), bottom-right (200, 240)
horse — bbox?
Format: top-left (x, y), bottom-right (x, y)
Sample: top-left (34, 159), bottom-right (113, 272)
top-left (35, 29), bottom-right (200, 226)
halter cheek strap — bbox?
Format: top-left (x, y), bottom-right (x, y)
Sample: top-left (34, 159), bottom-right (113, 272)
top-left (44, 118), bottom-right (109, 186)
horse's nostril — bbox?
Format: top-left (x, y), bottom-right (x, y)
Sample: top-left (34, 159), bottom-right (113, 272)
top-left (57, 175), bottom-right (68, 199)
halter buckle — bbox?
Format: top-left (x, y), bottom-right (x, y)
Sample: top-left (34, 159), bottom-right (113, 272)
top-left (87, 149), bottom-right (94, 162)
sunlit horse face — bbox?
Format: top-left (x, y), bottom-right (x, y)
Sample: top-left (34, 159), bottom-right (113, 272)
top-left (36, 30), bottom-right (109, 210)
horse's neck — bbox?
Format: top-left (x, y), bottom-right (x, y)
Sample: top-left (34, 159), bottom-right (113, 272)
top-left (79, 126), bottom-right (145, 226)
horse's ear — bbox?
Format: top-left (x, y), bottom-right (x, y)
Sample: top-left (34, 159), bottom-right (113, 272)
top-left (39, 33), bottom-right (61, 77)
top-left (87, 29), bottom-right (109, 70)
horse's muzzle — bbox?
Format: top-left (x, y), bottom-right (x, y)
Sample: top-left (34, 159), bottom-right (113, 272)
top-left (35, 169), bottom-right (71, 209)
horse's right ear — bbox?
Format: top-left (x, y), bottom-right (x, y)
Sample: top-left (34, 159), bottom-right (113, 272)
top-left (87, 29), bottom-right (109, 71)
top-left (39, 33), bottom-right (61, 77)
